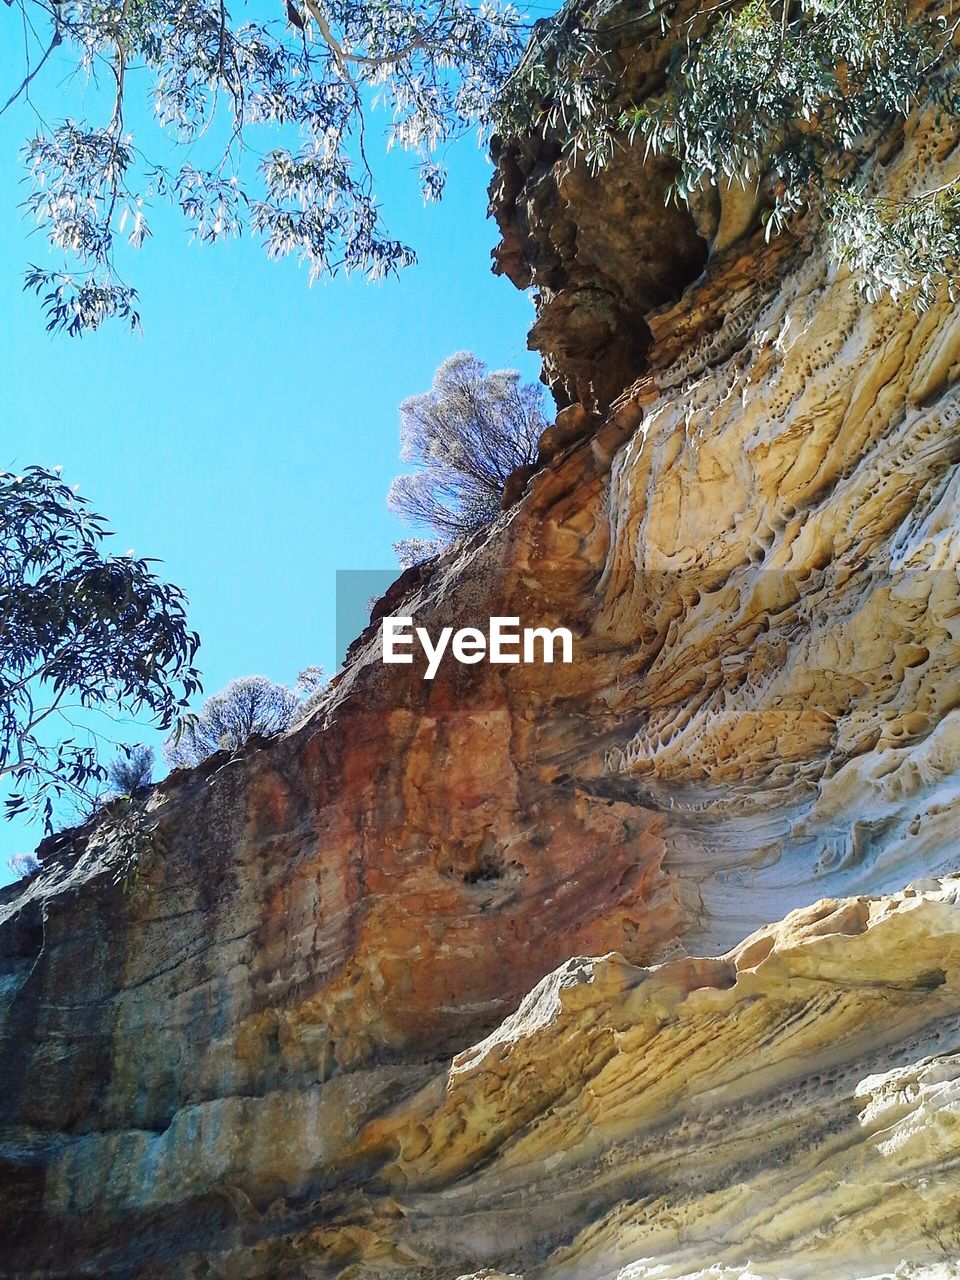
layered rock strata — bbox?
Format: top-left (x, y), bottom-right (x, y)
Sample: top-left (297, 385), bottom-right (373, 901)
top-left (4, 0), bottom-right (960, 1273)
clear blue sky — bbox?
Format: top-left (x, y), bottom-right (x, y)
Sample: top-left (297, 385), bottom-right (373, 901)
top-left (0, 62), bottom-right (542, 881)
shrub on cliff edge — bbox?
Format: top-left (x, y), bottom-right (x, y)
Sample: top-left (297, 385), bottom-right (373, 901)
top-left (164, 674), bottom-right (308, 768)
top-left (105, 745), bottom-right (156, 798)
top-left (388, 351), bottom-right (547, 567)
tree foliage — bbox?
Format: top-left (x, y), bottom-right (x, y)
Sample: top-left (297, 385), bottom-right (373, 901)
top-left (634, 0), bottom-right (960, 284)
top-left (7, 852), bottom-right (41, 879)
top-left (163, 673), bottom-right (301, 767)
top-left (635, 0), bottom-right (942, 218)
top-left (494, 7), bottom-right (620, 173)
top-left (3, 0), bottom-right (528, 333)
top-left (387, 350), bottom-right (547, 566)
top-left (7, 0), bottom-right (957, 333)
top-left (295, 663), bottom-right (330, 717)
top-left (828, 182), bottom-right (960, 306)
top-left (105, 743), bottom-right (155, 796)
top-left (499, 0), bottom-right (960, 305)
top-left (0, 466), bottom-right (201, 830)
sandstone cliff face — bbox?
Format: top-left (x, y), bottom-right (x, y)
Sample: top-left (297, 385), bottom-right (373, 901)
top-left (4, 2), bottom-right (960, 1275)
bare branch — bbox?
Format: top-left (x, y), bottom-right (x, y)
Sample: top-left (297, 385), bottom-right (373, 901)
top-left (0, 24), bottom-right (61, 118)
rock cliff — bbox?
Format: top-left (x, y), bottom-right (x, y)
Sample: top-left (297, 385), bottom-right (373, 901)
top-left (3, 0), bottom-right (960, 1275)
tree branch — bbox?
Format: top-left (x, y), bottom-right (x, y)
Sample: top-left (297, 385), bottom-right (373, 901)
top-left (0, 24), bottom-right (61, 118)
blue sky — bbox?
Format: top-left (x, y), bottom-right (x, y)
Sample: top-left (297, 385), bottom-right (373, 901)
top-left (0, 61), bottom-right (542, 882)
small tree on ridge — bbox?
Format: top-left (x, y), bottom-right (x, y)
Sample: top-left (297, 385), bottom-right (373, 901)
top-left (105, 745), bottom-right (155, 797)
top-left (164, 675), bottom-right (301, 768)
top-left (388, 351), bottom-right (547, 567)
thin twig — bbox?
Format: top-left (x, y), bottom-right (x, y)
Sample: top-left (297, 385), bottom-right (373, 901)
top-left (0, 26), bottom-right (61, 118)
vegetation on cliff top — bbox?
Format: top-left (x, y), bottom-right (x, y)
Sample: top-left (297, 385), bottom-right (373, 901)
top-left (163, 671), bottom-right (324, 768)
top-left (6, 0), bottom-right (960, 334)
top-left (500, 0), bottom-right (960, 305)
top-left (388, 351), bottom-right (546, 566)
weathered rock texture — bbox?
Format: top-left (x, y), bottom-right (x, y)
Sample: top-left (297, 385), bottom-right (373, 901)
top-left (4, 1), bottom-right (960, 1275)
top-left (490, 0), bottom-right (711, 413)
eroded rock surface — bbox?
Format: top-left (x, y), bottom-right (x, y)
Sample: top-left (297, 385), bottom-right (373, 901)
top-left (4, 0), bottom-right (960, 1274)
top-left (352, 881), bottom-right (960, 1280)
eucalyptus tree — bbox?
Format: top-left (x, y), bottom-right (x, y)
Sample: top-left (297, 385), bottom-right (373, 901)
top-left (3, 0), bottom-right (528, 333)
top-left (0, 466), bottom-right (201, 829)
top-left (499, 0), bottom-right (960, 305)
top-left (105, 744), bottom-right (156, 796)
top-left (163, 674), bottom-right (301, 766)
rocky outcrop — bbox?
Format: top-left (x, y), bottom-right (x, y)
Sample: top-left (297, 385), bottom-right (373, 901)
top-left (489, 0), bottom-right (715, 413)
top-left (4, 0), bottom-right (960, 1274)
top-left (354, 881), bottom-right (960, 1280)
top-left (5, 871), bottom-right (960, 1276)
